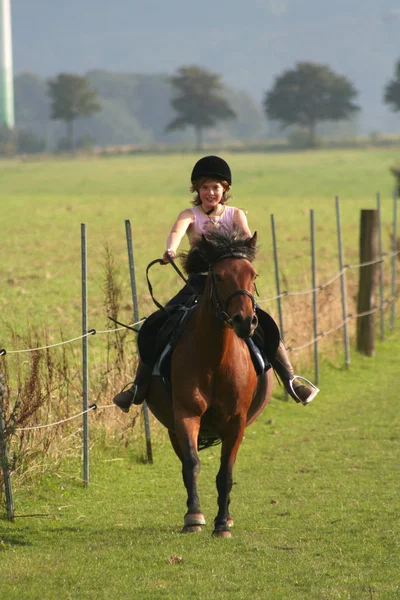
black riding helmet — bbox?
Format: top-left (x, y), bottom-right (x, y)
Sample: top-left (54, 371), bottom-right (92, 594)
top-left (191, 155), bottom-right (232, 186)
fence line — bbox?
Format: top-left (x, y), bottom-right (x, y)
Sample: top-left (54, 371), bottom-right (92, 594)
top-left (14, 403), bottom-right (116, 432)
top-left (0, 320), bottom-right (145, 356)
top-left (1, 248), bottom-right (399, 357)
top-left (1, 201), bottom-right (399, 519)
top-left (5, 291), bottom-right (397, 435)
top-left (287, 291), bottom-right (399, 352)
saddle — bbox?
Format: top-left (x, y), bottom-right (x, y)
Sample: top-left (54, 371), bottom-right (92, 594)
top-left (138, 261), bottom-right (280, 393)
top-left (139, 302), bottom-right (271, 390)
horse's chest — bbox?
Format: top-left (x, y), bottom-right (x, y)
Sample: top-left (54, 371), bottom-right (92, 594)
top-left (201, 358), bottom-right (256, 404)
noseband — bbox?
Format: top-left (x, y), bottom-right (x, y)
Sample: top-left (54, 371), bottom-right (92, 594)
top-left (209, 261), bottom-right (257, 328)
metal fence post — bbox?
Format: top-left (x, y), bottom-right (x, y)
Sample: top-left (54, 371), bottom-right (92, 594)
top-left (271, 214), bottom-right (288, 399)
top-left (0, 375), bottom-right (14, 521)
top-left (125, 220), bottom-right (153, 464)
top-left (271, 214), bottom-right (285, 340)
top-left (335, 197), bottom-right (350, 368)
top-left (81, 224), bottom-right (89, 486)
top-left (310, 209), bottom-right (319, 385)
top-left (390, 191), bottom-right (398, 330)
top-left (376, 193), bottom-right (385, 341)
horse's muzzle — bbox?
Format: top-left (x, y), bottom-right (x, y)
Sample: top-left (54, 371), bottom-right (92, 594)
top-left (231, 313), bottom-right (258, 339)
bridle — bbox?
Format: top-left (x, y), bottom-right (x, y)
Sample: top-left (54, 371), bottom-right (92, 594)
top-left (145, 253), bottom-right (258, 329)
top-left (208, 255), bottom-right (258, 328)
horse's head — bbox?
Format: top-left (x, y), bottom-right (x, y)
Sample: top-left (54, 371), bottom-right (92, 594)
top-left (183, 229), bottom-right (259, 338)
top-left (210, 253), bottom-right (258, 338)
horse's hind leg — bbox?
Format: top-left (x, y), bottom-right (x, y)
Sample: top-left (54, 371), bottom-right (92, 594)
top-left (170, 419), bottom-right (206, 533)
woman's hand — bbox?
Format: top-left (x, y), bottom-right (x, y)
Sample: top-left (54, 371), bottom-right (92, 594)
top-left (164, 209), bottom-right (193, 263)
top-left (163, 249), bottom-right (176, 263)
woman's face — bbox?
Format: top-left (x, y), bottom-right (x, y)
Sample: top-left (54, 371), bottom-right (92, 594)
top-left (198, 180), bottom-right (225, 211)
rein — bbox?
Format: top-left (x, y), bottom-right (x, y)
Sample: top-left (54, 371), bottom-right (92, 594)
top-left (145, 253), bottom-right (257, 327)
top-left (146, 256), bottom-right (200, 312)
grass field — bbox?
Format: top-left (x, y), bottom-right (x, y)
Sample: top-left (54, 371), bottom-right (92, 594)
top-left (0, 333), bottom-right (399, 599)
top-left (1, 149), bottom-right (399, 337)
top-left (1, 149), bottom-right (400, 598)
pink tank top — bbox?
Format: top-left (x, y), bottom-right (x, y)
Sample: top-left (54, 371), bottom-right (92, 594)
top-left (187, 205), bottom-right (235, 246)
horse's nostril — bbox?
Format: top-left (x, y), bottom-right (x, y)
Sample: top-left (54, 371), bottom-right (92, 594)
top-left (251, 314), bottom-right (258, 328)
top-left (232, 314), bottom-right (244, 326)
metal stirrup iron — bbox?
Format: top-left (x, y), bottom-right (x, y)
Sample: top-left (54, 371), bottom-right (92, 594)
top-left (288, 375), bottom-right (320, 406)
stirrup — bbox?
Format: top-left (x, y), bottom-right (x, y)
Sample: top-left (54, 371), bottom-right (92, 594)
top-left (113, 381), bottom-right (137, 413)
top-left (288, 375), bottom-right (319, 406)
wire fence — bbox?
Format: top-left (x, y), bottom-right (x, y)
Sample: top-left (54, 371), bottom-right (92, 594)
top-left (1, 252), bottom-right (398, 357)
top-left (1, 200), bottom-right (399, 520)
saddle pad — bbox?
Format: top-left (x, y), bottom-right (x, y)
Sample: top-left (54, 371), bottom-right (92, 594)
top-left (154, 333), bottom-right (268, 380)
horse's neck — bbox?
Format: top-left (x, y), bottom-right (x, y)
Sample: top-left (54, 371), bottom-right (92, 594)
top-left (194, 297), bottom-right (240, 358)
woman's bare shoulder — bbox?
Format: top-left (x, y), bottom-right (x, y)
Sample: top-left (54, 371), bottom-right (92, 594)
top-left (177, 207), bottom-right (195, 220)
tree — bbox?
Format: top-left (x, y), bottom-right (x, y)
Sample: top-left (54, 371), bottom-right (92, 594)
top-left (384, 59), bottom-right (400, 113)
top-left (264, 62), bottom-right (360, 147)
top-left (166, 66), bottom-right (236, 149)
top-left (0, 126), bottom-right (16, 156)
top-left (47, 74), bottom-right (101, 149)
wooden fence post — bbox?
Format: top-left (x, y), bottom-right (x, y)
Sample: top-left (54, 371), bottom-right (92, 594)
top-left (357, 210), bottom-right (378, 356)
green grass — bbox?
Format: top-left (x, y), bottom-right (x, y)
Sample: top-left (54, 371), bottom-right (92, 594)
top-left (0, 149), bottom-right (399, 341)
top-left (1, 149), bottom-right (400, 598)
top-left (1, 331), bottom-right (400, 599)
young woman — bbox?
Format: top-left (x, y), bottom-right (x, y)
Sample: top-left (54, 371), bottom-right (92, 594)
top-left (113, 155), bottom-right (319, 411)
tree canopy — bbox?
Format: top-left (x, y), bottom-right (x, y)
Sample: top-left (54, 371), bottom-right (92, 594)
top-left (166, 66), bottom-right (236, 149)
top-left (47, 73), bottom-right (101, 149)
top-left (264, 62), bottom-right (360, 147)
top-left (384, 59), bottom-right (400, 113)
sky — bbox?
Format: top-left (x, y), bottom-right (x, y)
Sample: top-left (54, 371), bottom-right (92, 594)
top-left (6, 0), bottom-right (400, 132)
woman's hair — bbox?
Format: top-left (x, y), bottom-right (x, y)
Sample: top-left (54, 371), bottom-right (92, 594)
top-left (190, 177), bottom-right (232, 206)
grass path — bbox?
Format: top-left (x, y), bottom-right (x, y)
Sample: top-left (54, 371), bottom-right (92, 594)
top-left (1, 150), bottom-right (399, 598)
top-left (1, 330), bottom-right (399, 599)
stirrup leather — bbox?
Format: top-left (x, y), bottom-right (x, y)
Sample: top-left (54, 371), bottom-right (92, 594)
top-left (288, 375), bottom-right (319, 406)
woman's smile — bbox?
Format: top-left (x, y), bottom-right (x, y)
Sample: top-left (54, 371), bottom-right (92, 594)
top-left (199, 180), bottom-right (224, 211)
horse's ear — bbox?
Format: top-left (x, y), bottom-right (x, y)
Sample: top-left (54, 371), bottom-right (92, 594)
top-left (246, 231), bottom-right (257, 248)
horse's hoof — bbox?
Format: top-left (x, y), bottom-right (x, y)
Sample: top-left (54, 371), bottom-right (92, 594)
top-left (182, 525), bottom-right (203, 534)
top-left (212, 529), bottom-right (232, 538)
top-left (227, 518), bottom-right (234, 528)
top-left (184, 513), bottom-right (206, 527)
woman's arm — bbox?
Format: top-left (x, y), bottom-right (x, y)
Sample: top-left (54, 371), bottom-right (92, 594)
top-left (163, 209), bottom-right (194, 261)
top-left (234, 208), bottom-right (252, 237)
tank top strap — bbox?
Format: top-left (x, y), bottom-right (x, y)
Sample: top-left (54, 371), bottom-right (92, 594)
top-left (191, 205), bottom-right (235, 233)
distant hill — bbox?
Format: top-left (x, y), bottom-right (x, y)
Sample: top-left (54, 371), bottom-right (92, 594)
top-left (14, 70), bottom-right (268, 148)
top-left (10, 0), bottom-right (400, 134)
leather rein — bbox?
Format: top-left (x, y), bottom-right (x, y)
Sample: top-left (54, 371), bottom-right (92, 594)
top-left (146, 252), bottom-right (257, 329)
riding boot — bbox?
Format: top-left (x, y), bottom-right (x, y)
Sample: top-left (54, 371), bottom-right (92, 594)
top-left (273, 341), bottom-right (319, 405)
top-left (112, 360), bottom-right (153, 413)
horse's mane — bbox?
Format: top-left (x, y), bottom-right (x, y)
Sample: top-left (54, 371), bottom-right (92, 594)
top-left (180, 228), bottom-right (257, 274)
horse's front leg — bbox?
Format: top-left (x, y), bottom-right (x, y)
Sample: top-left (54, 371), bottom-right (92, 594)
top-left (214, 416), bottom-right (245, 538)
top-left (173, 416), bottom-right (206, 533)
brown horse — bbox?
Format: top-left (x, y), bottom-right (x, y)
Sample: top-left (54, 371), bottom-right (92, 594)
top-left (145, 230), bottom-right (278, 537)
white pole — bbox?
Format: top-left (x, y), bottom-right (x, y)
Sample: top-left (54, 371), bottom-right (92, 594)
top-left (0, 0), bottom-right (15, 128)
